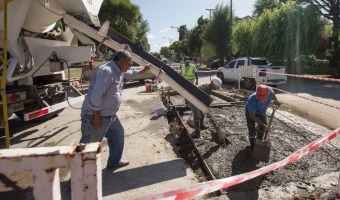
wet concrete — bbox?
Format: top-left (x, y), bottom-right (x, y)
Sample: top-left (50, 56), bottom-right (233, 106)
top-left (169, 91), bottom-right (340, 199)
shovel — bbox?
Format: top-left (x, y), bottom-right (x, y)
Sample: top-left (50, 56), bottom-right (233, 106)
top-left (252, 104), bottom-right (280, 163)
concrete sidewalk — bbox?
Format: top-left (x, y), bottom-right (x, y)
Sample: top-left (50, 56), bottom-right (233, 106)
top-left (0, 81), bottom-right (199, 199)
top-left (100, 82), bottom-right (198, 199)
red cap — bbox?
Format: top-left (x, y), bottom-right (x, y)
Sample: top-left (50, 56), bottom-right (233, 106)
top-left (256, 84), bottom-right (269, 102)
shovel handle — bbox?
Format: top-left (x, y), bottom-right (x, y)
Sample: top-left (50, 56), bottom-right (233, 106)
top-left (263, 104), bottom-right (280, 140)
top-left (268, 104), bottom-right (280, 130)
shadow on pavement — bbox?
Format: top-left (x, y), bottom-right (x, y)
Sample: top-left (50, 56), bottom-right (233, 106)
top-left (0, 173), bottom-right (34, 200)
top-left (0, 117), bottom-right (68, 148)
top-left (102, 159), bottom-right (188, 196)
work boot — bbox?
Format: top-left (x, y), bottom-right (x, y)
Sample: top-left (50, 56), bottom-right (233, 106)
top-left (193, 120), bottom-right (201, 138)
top-left (249, 137), bottom-right (255, 149)
top-left (200, 116), bottom-right (209, 130)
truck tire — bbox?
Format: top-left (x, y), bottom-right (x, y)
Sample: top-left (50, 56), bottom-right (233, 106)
top-left (216, 72), bottom-right (225, 83)
top-left (243, 78), bottom-right (255, 90)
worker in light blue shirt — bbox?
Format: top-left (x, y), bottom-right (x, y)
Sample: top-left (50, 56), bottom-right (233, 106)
top-left (80, 50), bottom-right (150, 170)
top-left (245, 84), bottom-right (280, 149)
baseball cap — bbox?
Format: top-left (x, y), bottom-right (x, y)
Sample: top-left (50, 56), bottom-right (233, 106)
top-left (256, 84), bottom-right (269, 102)
top-left (211, 77), bottom-right (222, 89)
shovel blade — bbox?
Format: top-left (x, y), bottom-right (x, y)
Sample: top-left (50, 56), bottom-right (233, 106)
top-left (252, 139), bottom-right (271, 163)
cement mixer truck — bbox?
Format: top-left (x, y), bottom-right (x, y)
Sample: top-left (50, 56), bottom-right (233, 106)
top-left (0, 0), bottom-right (212, 122)
top-left (0, 0), bottom-right (103, 121)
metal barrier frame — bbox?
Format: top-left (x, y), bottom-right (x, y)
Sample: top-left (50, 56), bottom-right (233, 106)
top-left (0, 143), bottom-right (102, 200)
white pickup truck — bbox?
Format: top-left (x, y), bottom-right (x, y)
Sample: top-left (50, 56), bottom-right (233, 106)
top-left (216, 57), bottom-right (287, 89)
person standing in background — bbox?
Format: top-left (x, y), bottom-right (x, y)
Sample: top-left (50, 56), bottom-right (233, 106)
top-left (181, 56), bottom-right (198, 85)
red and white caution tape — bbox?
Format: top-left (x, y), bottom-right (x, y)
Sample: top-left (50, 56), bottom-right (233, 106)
top-left (273, 87), bottom-right (340, 110)
top-left (261, 71), bottom-right (340, 82)
top-left (136, 128), bottom-right (340, 200)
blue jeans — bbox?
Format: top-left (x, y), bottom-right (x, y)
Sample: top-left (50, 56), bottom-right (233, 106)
top-left (80, 114), bottom-right (124, 167)
top-left (187, 101), bottom-right (202, 120)
top-left (245, 109), bottom-right (267, 138)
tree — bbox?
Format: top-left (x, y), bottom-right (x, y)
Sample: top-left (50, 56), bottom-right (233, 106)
top-left (232, 20), bottom-right (255, 56)
top-left (149, 52), bottom-right (160, 59)
top-left (159, 46), bottom-right (172, 59)
top-left (187, 16), bottom-right (210, 57)
top-left (177, 25), bottom-right (189, 41)
top-left (305, 0), bottom-right (340, 67)
top-left (99, 0), bottom-right (150, 51)
top-left (253, 0), bottom-right (281, 17)
top-left (170, 40), bottom-right (184, 60)
top-left (135, 19), bottom-right (150, 50)
top-left (233, 1), bottom-right (324, 72)
top-left (204, 3), bottom-right (232, 64)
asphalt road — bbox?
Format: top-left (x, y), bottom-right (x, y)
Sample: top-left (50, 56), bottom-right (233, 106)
top-left (276, 77), bottom-right (340, 129)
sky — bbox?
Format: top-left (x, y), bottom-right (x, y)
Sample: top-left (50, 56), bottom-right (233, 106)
top-left (130, 0), bottom-right (256, 53)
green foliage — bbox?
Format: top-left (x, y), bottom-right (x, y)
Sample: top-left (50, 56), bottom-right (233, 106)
top-left (178, 25), bottom-right (189, 41)
top-left (296, 54), bottom-right (329, 67)
top-left (159, 46), bottom-right (172, 58)
top-left (232, 20), bottom-right (254, 56)
top-left (201, 42), bottom-right (217, 59)
top-left (187, 16), bottom-right (210, 56)
top-left (204, 3), bottom-right (232, 61)
top-left (304, 0), bottom-right (340, 68)
top-left (233, 1), bottom-right (323, 67)
top-left (99, 0), bottom-right (150, 51)
top-left (150, 52), bottom-right (160, 59)
top-left (253, 0), bottom-right (281, 17)
top-left (170, 40), bottom-right (183, 60)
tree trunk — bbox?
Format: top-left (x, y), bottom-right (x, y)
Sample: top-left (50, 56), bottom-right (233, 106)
top-left (329, 5), bottom-right (340, 68)
top-left (329, 20), bottom-right (339, 68)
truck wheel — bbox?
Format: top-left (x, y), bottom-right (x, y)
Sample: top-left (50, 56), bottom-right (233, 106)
top-left (216, 72), bottom-right (225, 83)
top-left (244, 78), bottom-right (255, 90)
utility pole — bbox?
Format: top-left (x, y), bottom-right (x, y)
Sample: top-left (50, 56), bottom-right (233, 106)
top-left (206, 8), bottom-right (214, 19)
